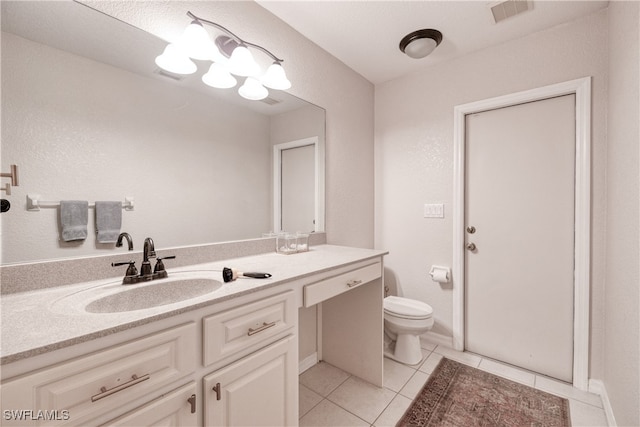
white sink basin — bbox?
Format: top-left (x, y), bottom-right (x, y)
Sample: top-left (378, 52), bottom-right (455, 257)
top-left (49, 272), bottom-right (224, 315)
top-left (84, 278), bottom-right (222, 313)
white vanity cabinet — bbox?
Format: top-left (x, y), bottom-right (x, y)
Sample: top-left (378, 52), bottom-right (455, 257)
top-left (0, 291), bottom-right (298, 427)
top-left (303, 259), bottom-right (384, 387)
top-left (1, 246), bottom-right (387, 427)
top-left (202, 291), bottom-right (297, 426)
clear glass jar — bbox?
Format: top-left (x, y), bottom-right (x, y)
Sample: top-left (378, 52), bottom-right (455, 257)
top-left (296, 233), bottom-right (309, 252)
top-left (276, 233), bottom-right (298, 254)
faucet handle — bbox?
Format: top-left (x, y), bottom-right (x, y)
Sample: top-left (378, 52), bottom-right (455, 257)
top-left (154, 256), bottom-right (176, 273)
top-left (112, 260), bottom-right (138, 277)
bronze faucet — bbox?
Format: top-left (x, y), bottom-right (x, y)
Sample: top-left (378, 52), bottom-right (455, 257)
top-left (140, 237), bottom-right (156, 276)
top-left (111, 237), bottom-right (175, 285)
top-left (115, 232), bottom-right (134, 251)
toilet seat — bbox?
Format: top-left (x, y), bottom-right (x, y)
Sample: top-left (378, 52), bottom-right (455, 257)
top-left (384, 296), bottom-right (433, 320)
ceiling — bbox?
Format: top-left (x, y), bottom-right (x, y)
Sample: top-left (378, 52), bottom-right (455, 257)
top-left (257, 1), bottom-right (609, 85)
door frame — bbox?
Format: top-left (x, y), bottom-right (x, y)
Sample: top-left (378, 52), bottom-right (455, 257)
top-left (452, 77), bottom-right (591, 390)
top-left (273, 136), bottom-right (322, 233)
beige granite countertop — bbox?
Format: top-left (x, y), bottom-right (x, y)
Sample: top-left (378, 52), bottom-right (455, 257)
top-left (1, 245), bottom-right (387, 365)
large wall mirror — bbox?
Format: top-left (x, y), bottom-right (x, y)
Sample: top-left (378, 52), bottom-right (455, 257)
top-left (0, 1), bottom-right (325, 264)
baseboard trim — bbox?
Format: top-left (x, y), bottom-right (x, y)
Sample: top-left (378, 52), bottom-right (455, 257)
top-left (420, 331), bottom-right (453, 349)
top-left (299, 352), bottom-right (319, 375)
top-left (589, 379), bottom-right (616, 426)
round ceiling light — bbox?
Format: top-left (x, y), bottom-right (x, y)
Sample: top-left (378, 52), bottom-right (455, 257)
top-left (399, 29), bottom-right (443, 59)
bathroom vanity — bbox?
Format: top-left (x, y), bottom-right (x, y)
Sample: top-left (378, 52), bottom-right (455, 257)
top-left (0, 245), bottom-right (386, 426)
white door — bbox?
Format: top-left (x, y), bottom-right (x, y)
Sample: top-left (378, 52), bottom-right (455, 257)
top-left (464, 95), bottom-right (575, 382)
top-left (281, 144), bottom-right (315, 232)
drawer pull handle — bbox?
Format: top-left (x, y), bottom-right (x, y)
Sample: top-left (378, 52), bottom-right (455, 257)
top-left (347, 279), bottom-right (362, 288)
top-left (91, 373), bottom-right (150, 402)
top-left (247, 321), bottom-right (276, 336)
top-left (212, 383), bottom-right (221, 401)
top-left (187, 394), bottom-right (197, 413)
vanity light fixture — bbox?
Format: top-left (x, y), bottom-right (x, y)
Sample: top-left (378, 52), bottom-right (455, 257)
top-left (155, 11), bottom-right (291, 100)
top-left (399, 29), bottom-right (443, 59)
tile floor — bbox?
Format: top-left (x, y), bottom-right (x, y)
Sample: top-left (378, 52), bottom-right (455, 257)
top-left (298, 342), bottom-right (609, 426)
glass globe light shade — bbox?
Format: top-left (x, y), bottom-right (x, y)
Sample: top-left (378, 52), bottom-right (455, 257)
top-left (178, 20), bottom-right (220, 61)
top-left (202, 63), bottom-right (237, 89)
top-left (227, 45), bottom-right (261, 77)
top-left (404, 37), bottom-right (437, 59)
top-left (155, 44), bottom-right (197, 74)
top-left (238, 77), bottom-right (268, 100)
top-left (262, 62), bottom-right (291, 90)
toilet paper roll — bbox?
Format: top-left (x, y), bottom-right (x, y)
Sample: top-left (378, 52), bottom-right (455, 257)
top-left (429, 266), bottom-right (450, 283)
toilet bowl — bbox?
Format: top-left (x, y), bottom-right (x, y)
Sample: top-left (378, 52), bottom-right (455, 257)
top-left (384, 296), bottom-right (434, 365)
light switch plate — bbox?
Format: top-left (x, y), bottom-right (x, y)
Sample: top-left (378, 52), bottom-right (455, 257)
top-left (424, 203), bottom-right (444, 218)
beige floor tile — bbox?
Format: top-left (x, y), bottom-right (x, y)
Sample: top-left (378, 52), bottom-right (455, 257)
top-left (297, 350), bottom-right (608, 427)
top-left (373, 394), bottom-right (412, 427)
top-left (418, 351), bottom-right (443, 374)
top-left (383, 358), bottom-right (416, 392)
top-left (327, 376), bottom-right (397, 424)
top-left (399, 370), bottom-right (430, 400)
top-left (299, 384), bottom-right (323, 418)
top-left (299, 361), bottom-right (350, 397)
top-left (568, 399), bottom-right (609, 426)
top-left (299, 399), bottom-right (369, 427)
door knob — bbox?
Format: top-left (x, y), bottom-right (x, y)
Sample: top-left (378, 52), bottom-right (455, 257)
top-left (466, 243), bottom-right (476, 251)
top-left (466, 226), bottom-right (476, 234)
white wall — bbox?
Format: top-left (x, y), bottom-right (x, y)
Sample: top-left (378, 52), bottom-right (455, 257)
top-left (604, 2), bottom-right (640, 425)
top-left (271, 104), bottom-right (326, 146)
top-left (375, 9), bottom-right (609, 379)
top-left (85, 0), bottom-right (375, 249)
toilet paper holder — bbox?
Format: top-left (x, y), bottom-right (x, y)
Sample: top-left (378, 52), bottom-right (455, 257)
top-left (429, 265), bottom-right (450, 283)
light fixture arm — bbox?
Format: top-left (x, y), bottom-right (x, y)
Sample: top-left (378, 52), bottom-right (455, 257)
top-left (186, 11), bottom-right (284, 63)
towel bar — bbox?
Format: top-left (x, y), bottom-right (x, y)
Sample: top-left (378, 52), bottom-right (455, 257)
top-left (27, 194), bottom-right (134, 211)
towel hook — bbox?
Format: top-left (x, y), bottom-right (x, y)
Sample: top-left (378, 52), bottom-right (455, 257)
top-left (0, 165), bottom-right (18, 195)
top-left (0, 165), bottom-right (18, 186)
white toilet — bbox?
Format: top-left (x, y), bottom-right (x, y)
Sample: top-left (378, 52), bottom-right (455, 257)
top-left (383, 296), bottom-right (434, 365)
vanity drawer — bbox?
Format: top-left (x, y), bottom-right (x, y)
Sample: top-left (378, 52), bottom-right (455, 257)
top-left (304, 261), bottom-right (382, 307)
top-left (203, 291), bottom-right (295, 367)
top-left (0, 323), bottom-right (196, 426)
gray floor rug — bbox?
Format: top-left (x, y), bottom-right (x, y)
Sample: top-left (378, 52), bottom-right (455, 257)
top-left (397, 357), bottom-right (571, 427)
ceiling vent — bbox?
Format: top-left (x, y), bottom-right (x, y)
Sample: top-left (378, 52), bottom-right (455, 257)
top-left (154, 68), bottom-right (185, 81)
top-left (489, 0), bottom-right (532, 24)
top-left (260, 96), bottom-right (282, 106)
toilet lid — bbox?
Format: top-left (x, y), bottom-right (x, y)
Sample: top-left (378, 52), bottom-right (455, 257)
top-left (384, 296), bottom-right (433, 319)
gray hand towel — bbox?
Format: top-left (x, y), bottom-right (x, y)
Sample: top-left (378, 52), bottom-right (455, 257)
top-left (95, 201), bottom-right (122, 243)
top-left (60, 200), bottom-right (88, 241)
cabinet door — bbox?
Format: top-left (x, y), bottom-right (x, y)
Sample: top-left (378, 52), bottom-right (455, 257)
top-left (103, 382), bottom-right (197, 426)
top-left (203, 335), bottom-right (297, 426)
